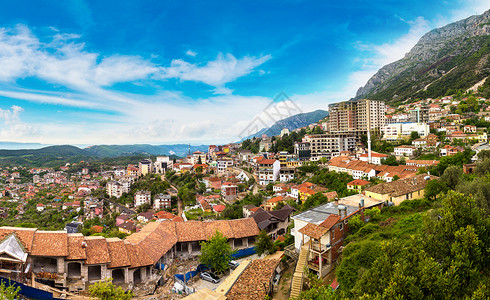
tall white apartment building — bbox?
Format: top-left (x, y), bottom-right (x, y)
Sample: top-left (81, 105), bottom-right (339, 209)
top-left (328, 99), bottom-right (386, 133)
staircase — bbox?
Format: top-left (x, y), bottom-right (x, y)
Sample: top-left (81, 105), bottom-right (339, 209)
top-left (290, 243), bottom-right (310, 299)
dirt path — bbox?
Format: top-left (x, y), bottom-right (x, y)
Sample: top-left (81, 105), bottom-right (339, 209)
top-left (273, 264), bottom-right (294, 300)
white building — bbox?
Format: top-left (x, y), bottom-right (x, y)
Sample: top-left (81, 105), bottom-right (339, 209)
top-left (217, 159), bottom-right (233, 174)
top-left (394, 145), bottom-right (417, 157)
top-left (257, 159), bottom-right (281, 185)
top-left (191, 151), bottom-right (207, 165)
top-left (381, 123), bottom-right (430, 141)
top-left (134, 191), bottom-right (151, 207)
top-left (279, 168), bottom-right (295, 182)
top-left (155, 156), bottom-right (172, 174)
top-left (107, 181), bottom-right (123, 198)
top-left (280, 128), bottom-right (290, 137)
top-left (358, 152), bottom-right (388, 165)
top-left (236, 171), bottom-right (250, 182)
top-left (114, 169), bottom-right (126, 177)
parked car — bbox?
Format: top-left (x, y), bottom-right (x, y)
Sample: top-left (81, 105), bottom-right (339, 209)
top-left (273, 273), bottom-right (281, 285)
top-left (200, 271), bottom-right (220, 284)
top-left (228, 260), bottom-right (240, 270)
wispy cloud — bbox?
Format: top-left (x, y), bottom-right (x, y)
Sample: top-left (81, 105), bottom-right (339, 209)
top-left (0, 106), bottom-right (37, 140)
top-left (157, 53), bottom-right (271, 93)
top-left (185, 49), bottom-right (197, 57)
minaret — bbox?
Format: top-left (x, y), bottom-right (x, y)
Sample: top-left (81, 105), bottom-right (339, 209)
top-left (367, 100), bottom-right (372, 163)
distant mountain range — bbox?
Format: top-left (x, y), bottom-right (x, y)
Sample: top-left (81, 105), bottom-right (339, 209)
top-left (0, 144), bottom-right (208, 165)
top-left (356, 9), bottom-right (490, 102)
top-left (0, 110), bottom-right (328, 164)
top-left (244, 109), bottom-right (328, 139)
top-left (84, 144), bottom-right (209, 157)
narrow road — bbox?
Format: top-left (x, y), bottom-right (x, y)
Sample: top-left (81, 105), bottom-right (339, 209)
top-left (103, 198), bottom-right (136, 215)
top-left (162, 175), bottom-right (183, 217)
top-left (232, 166), bottom-right (259, 195)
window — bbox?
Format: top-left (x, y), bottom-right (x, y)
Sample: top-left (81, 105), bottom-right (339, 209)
top-left (339, 223), bottom-right (343, 231)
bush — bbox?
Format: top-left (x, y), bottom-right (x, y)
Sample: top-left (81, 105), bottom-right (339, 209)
top-left (348, 215), bottom-right (364, 234)
top-left (364, 207), bottom-right (381, 222)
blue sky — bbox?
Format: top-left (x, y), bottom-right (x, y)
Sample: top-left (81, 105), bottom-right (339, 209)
top-left (0, 0), bottom-right (489, 146)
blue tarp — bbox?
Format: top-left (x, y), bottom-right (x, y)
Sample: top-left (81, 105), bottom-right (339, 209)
top-left (155, 263), bottom-right (165, 270)
top-left (175, 264), bottom-right (209, 283)
top-left (231, 246), bottom-right (256, 259)
top-left (0, 276), bottom-right (56, 300)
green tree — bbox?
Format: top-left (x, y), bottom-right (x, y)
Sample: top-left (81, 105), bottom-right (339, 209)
top-left (410, 131), bottom-right (420, 140)
top-left (0, 280), bottom-right (20, 300)
top-left (200, 230), bottom-right (234, 273)
top-left (89, 278), bottom-right (133, 300)
top-left (255, 230), bottom-right (276, 255)
top-left (440, 165), bottom-right (462, 189)
top-left (425, 179), bottom-right (449, 201)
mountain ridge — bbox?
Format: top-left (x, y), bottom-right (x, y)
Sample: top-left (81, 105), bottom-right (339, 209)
top-left (355, 9), bottom-right (490, 102)
top-left (244, 109), bottom-right (328, 139)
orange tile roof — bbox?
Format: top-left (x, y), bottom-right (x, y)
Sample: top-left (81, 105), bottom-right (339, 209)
top-left (227, 259), bottom-right (280, 300)
top-left (298, 223), bottom-right (329, 240)
top-left (176, 221), bottom-right (206, 242)
top-left (319, 215), bottom-right (341, 230)
top-left (107, 238), bottom-right (131, 268)
top-left (66, 234), bottom-right (86, 260)
top-left (125, 242), bottom-right (154, 268)
top-left (0, 227), bottom-right (36, 252)
top-left (31, 231), bottom-right (68, 257)
top-left (203, 220), bottom-right (234, 239)
top-left (267, 196), bottom-right (284, 203)
top-left (347, 179), bottom-right (370, 186)
top-left (84, 237), bottom-right (110, 265)
top-left (228, 218), bottom-right (260, 239)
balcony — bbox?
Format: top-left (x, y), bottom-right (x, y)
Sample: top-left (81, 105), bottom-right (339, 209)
top-left (310, 240), bottom-right (331, 253)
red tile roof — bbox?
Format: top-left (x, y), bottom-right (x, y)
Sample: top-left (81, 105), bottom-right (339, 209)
top-left (31, 231), bottom-right (68, 257)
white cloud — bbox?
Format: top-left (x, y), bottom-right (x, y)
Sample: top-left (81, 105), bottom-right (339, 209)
top-left (158, 53), bottom-right (271, 93)
top-left (186, 50), bottom-right (197, 57)
top-left (0, 25), bottom-right (270, 104)
top-left (0, 105), bottom-right (37, 140)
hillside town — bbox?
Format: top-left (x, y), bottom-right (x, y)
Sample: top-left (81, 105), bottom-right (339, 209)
top-left (0, 93), bottom-right (489, 299)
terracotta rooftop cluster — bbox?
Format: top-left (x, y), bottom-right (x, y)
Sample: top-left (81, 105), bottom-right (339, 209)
top-left (0, 218), bottom-right (260, 269)
top-left (365, 174), bottom-right (438, 197)
top-left (226, 259), bottom-right (280, 300)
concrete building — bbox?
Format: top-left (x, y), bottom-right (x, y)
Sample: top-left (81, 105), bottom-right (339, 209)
top-left (153, 193), bottom-right (172, 210)
top-left (291, 195), bottom-right (383, 278)
top-left (257, 159), bottom-right (281, 185)
top-left (138, 159), bottom-right (153, 176)
top-left (328, 99), bottom-right (386, 133)
top-left (302, 134), bottom-right (357, 160)
top-left (221, 182), bottom-right (238, 202)
top-left (154, 156), bottom-right (172, 174)
top-left (381, 123), bottom-right (430, 141)
top-left (134, 191), bottom-right (151, 207)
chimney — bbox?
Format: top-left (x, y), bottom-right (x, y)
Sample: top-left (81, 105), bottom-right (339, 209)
top-left (81, 241), bottom-right (87, 248)
top-left (334, 197), bottom-right (339, 205)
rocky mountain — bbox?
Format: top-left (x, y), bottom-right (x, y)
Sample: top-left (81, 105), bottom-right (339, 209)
top-left (356, 9), bottom-right (490, 102)
top-left (244, 109), bottom-right (328, 139)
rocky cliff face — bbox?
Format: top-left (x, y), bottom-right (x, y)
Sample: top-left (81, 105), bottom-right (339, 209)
top-left (355, 9), bottom-right (490, 101)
